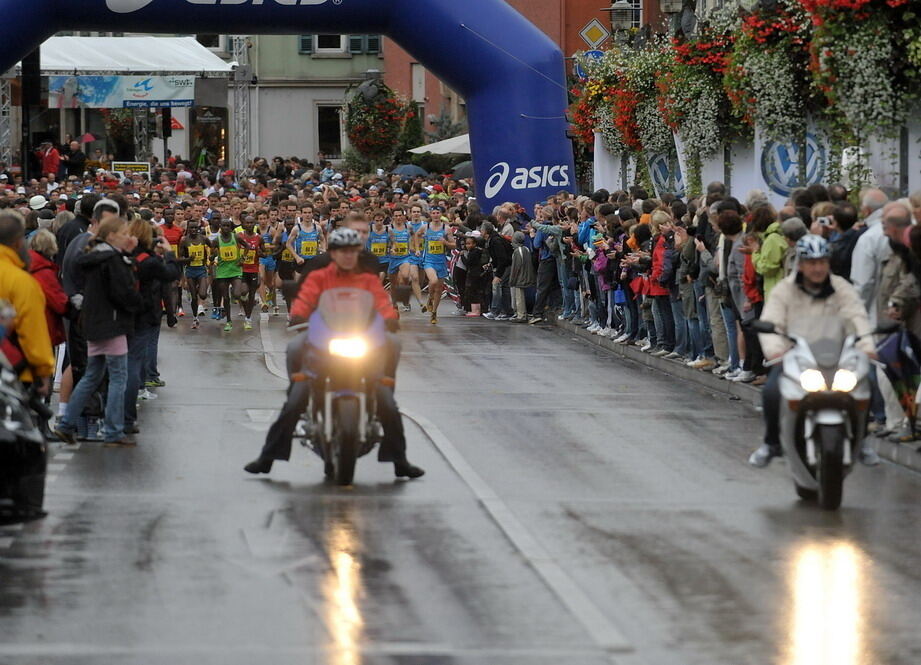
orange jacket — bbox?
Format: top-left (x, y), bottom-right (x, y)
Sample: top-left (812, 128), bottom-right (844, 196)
top-left (291, 262), bottom-right (398, 323)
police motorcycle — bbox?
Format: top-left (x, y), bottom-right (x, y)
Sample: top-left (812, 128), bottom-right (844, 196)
top-left (290, 287), bottom-right (386, 486)
top-left (0, 302), bottom-right (48, 520)
top-left (751, 318), bottom-right (895, 510)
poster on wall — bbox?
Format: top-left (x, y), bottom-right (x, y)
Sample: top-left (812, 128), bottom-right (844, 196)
top-left (49, 76), bottom-right (196, 109)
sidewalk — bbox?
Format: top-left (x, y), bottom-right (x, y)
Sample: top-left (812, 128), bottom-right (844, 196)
top-left (552, 318), bottom-right (921, 476)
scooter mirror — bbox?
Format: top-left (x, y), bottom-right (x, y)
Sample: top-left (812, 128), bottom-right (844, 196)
top-left (750, 319), bottom-right (776, 334)
top-left (873, 320), bottom-right (901, 335)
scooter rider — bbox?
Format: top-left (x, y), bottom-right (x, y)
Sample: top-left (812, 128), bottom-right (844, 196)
top-left (749, 234), bottom-right (880, 468)
top-left (244, 227), bottom-right (425, 480)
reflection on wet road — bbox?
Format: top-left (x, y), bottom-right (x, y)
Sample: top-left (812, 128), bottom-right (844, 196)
top-left (787, 541), bottom-right (863, 665)
top-left (0, 314), bottom-right (919, 665)
top-left (325, 519), bottom-right (364, 665)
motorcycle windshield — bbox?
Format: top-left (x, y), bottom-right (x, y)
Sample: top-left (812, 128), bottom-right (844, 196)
top-left (811, 337), bottom-right (845, 369)
top-left (315, 288), bottom-right (376, 335)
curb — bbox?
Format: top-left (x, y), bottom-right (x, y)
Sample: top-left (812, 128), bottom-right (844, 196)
top-left (551, 318), bottom-right (921, 476)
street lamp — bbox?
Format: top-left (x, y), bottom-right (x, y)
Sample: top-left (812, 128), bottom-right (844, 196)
top-left (601, 0), bottom-right (635, 32)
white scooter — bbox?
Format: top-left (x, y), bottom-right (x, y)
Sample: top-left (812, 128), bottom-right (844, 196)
top-left (752, 320), bottom-right (894, 510)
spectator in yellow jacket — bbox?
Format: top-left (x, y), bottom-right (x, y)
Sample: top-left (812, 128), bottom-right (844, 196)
top-left (0, 210), bottom-right (55, 394)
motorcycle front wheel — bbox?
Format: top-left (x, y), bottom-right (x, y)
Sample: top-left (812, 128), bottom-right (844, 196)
top-left (332, 399), bottom-right (360, 486)
top-left (815, 424), bottom-right (845, 511)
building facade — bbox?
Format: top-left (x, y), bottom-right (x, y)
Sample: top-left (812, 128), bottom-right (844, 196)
top-left (382, 0), bottom-right (664, 141)
top-left (242, 33), bottom-right (383, 164)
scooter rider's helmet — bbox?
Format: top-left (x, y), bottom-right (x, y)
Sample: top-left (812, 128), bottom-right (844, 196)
top-left (327, 228), bottom-right (362, 250)
top-left (795, 234), bottom-right (830, 260)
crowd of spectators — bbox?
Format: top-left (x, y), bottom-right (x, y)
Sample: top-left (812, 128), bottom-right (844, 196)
top-left (2, 132), bottom-right (921, 447)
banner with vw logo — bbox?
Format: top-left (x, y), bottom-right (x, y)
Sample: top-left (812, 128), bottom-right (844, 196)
top-left (49, 75), bottom-right (196, 109)
top-left (757, 130), bottom-right (827, 198)
top-left (647, 152), bottom-right (685, 198)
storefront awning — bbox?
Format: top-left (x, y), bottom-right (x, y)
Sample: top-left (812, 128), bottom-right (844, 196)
top-left (20, 37), bottom-right (233, 77)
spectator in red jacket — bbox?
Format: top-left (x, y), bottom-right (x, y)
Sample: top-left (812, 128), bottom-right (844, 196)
top-left (648, 212), bottom-right (675, 355)
top-left (35, 142), bottom-right (62, 181)
top-left (28, 229), bottom-right (68, 347)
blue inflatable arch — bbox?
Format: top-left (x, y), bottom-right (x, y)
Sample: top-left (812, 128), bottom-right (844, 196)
top-left (1, 0), bottom-right (575, 209)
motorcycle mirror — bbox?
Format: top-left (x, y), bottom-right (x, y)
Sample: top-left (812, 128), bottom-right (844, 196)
top-left (750, 319), bottom-right (776, 334)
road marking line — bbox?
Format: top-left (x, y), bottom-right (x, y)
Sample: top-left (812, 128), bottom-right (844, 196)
top-left (54, 452), bottom-right (74, 461)
top-left (257, 316), bottom-right (632, 653)
top-left (0, 537), bottom-right (14, 549)
top-left (46, 474), bottom-right (58, 484)
top-left (259, 317), bottom-right (288, 381)
top-left (402, 408), bottom-right (632, 654)
top-left (48, 463), bottom-right (66, 472)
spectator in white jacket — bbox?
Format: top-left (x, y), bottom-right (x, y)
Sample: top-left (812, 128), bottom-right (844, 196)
top-left (849, 188), bottom-right (890, 325)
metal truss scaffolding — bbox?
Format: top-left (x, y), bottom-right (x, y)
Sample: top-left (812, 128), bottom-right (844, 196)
top-left (231, 35), bottom-right (252, 171)
top-left (0, 77), bottom-right (11, 167)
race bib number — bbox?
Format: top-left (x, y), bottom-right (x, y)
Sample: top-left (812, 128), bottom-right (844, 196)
top-left (427, 240), bottom-right (444, 255)
top-left (219, 245), bottom-right (238, 262)
top-left (371, 242), bottom-right (387, 257)
top-left (281, 249), bottom-right (294, 262)
top-left (243, 249), bottom-right (257, 265)
top-left (300, 240), bottom-right (318, 257)
top-left (392, 242), bottom-right (408, 256)
top-left (170, 244), bottom-right (179, 255)
top-left (190, 246), bottom-right (205, 266)
top-left (263, 242), bottom-right (274, 255)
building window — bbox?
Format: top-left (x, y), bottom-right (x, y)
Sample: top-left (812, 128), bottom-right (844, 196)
top-left (299, 35), bottom-right (382, 55)
top-left (317, 105), bottom-right (343, 160)
top-left (197, 34), bottom-right (229, 54)
top-left (315, 34), bottom-right (347, 53)
top-left (629, 0), bottom-right (642, 28)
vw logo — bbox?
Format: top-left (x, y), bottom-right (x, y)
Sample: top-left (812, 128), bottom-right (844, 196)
top-left (648, 153), bottom-right (684, 198)
top-left (760, 134), bottom-right (827, 197)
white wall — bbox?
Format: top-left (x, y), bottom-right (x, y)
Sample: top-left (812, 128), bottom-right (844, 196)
top-left (906, 118), bottom-right (921, 196)
top-left (255, 86), bottom-right (346, 162)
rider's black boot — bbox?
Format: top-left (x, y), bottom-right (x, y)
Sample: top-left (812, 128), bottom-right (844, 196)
top-left (394, 459), bottom-right (425, 479)
top-left (244, 457), bottom-right (273, 475)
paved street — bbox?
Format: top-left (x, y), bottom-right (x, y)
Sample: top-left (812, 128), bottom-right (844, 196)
top-left (2, 312), bottom-right (921, 665)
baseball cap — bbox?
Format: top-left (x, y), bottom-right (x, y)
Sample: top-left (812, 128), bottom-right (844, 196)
top-left (432, 184), bottom-right (444, 192)
top-left (29, 195), bottom-right (48, 210)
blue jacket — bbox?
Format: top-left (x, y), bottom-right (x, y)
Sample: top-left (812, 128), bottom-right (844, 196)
top-left (578, 218), bottom-right (595, 250)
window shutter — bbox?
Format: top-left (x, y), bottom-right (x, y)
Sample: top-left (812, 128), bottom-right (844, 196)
top-left (298, 35), bottom-right (313, 54)
top-left (348, 35), bottom-right (365, 54)
top-left (365, 34), bottom-right (381, 54)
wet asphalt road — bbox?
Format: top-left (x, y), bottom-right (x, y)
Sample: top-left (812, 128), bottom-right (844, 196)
top-left (1, 308), bottom-right (921, 665)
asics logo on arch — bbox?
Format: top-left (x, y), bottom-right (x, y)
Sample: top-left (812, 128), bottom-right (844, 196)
top-left (484, 162), bottom-right (571, 199)
top-left (107, 0), bottom-right (331, 13)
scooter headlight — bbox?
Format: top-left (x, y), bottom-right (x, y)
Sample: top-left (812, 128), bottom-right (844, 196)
top-left (329, 337), bottom-right (368, 359)
top-left (800, 369), bottom-right (827, 392)
top-left (832, 369), bottom-right (858, 392)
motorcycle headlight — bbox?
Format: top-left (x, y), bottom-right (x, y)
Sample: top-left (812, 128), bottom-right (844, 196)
top-left (832, 369), bottom-right (858, 392)
top-left (800, 369), bottom-right (827, 392)
top-left (329, 337), bottom-right (368, 359)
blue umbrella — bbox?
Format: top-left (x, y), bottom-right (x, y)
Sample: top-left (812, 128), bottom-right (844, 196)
top-left (392, 164), bottom-right (429, 177)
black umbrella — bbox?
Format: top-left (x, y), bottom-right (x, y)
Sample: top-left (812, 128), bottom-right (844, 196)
top-left (451, 160), bottom-right (473, 179)
top-left (392, 164), bottom-right (429, 177)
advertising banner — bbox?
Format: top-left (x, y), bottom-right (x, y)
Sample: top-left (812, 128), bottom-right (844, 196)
top-left (110, 161), bottom-right (152, 180)
top-left (49, 75), bottom-right (196, 109)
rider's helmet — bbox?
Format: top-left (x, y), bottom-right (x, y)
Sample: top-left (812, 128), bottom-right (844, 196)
top-left (796, 234), bottom-right (830, 260)
top-left (327, 228), bottom-right (362, 250)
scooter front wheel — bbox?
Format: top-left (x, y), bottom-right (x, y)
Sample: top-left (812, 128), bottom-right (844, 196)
top-left (815, 424), bottom-right (845, 511)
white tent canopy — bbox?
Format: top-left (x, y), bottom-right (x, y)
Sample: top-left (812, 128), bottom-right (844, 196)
top-left (409, 133), bottom-right (470, 155)
top-left (17, 37), bottom-right (233, 76)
